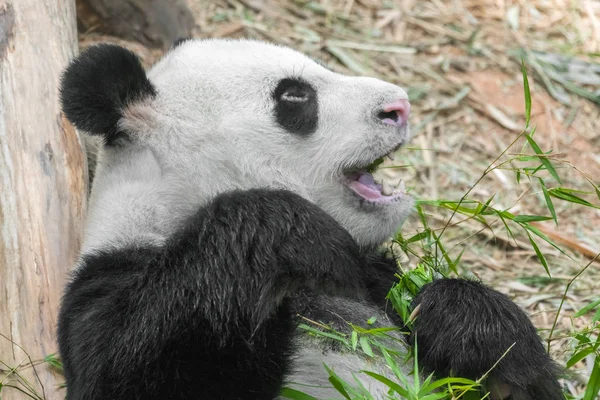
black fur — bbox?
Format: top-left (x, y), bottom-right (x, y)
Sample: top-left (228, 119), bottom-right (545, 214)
top-left (60, 44), bottom-right (156, 143)
top-left (58, 188), bottom-right (563, 399)
top-left (172, 37), bottom-right (193, 48)
top-left (58, 44), bottom-right (564, 400)
top-left (58, 189), bottom-right (367, 400)
top-left (412, 279), bottom-right (563, 399)
top-left (273, 78), bottom-right (318, 136)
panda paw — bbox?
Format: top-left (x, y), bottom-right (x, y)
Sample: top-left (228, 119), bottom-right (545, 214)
top-left (410, 278), bottom-right (563, 400)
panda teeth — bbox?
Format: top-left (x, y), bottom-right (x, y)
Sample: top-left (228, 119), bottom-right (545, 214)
top-left (371, 155), bottom-right (405, 196)
top-left (392, 179), bottom-right (406, 195)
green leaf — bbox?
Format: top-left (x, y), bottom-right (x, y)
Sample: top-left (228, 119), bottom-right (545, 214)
top-left (361, 371), bottom-right (410, 397)
top-left (583, 356), bottom-right (600, 400)
top-left (574, 299), bottom-right (600, 318)
top-left (416, 203), bottom-right (430, 231)
top-left (480, 194), bottom-right (497, 215)
top-left (539, 179), bottom-right (557, 225)
top-left (421, 393), bottom-right (453, 400)
top-left (366, 316), bottom-right (377, 325)
top-left (521, 59), bottom-right (532, 127)
top-left (359, 336), bottom-right (374, 357)
top-left (279, 387), bottom-right (319, 400)
top-left (593, 308), bottom-right (600, 324)
top-left (566, 348), bottom-right (596, 369)
top-left (524, 133), bottom-right (562, 184)
top-left (297, 324), bottom-right (350, 348)
top-left (575, 334), bottom-right (592, 345)
top-left (549, 188), bottom-right (600, 209)
top-left (351, 330), bottom-right (358, 351)
top-left (453, 248), bottom-right (465, 269)
top-left (496, 212), bottom-right (517, 243)
top-left (324, 365), bottom-right (353, 400)
top-left (413, 337), bottom-right (421, 392)
top-left (43, 353), bottom-right (63, 371)
top-left (595, 186), bottom-right (600, 202)
top-left (432, 230), bottom-right (457, 274)
top-left (421, 377), bottom-right (478, 394)
top-left (407, 230), bottom-right (431, 243)
top-left (526, 230), bottom-right (551, 277)
top-left (512, 215), bottom-right (554, 223)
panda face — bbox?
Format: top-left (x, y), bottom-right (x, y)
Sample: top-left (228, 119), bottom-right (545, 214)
top-left (85, 39), bottom-right (413, 249)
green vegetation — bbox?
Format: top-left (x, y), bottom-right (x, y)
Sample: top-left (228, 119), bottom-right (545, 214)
top-left (282, 62), bottom-right (600, 400)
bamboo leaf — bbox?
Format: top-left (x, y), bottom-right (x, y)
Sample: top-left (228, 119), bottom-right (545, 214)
top-left (421, 377), bottom-right (478, 394)
top-left (279, 387), bottom-right (319, 400)
top-left (297, 324), bottom-right (350, 348)
top-left (521, 59), bottom-right (532, 127)
top-left (324, 365), bottom-right (352, 400)
top-left (497, 212), bottom-right (517, 244)
top-left (407, 230), bottom-right (430, 243)
top-left (359, 336), bottom-right (374, 357)
top-left (549, 188), bottom-right (600, 209)
top-left (593, 308), bottom-right (600, 324)
top-left (539, 179), bottom-right (557, 225)
top-left (524, 134), bottom-right (562, 184)
top-left (582, 356), bottom-right (600, 400)
top-left (421, 393), bottom-right (454, 400)
top-left (574, 299), bottom-right (600, 318)
top-left (566, 348), bottom-right (596, 369)
top-left (526, 230), bottom-right (551, 277)
top-left (360, 371), bottom-right (410, 397)
top-left (512, 215), bottom-right (554, 223)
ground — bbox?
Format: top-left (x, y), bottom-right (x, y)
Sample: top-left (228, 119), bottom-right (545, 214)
top-left (77, 0), bottom-right (600, 397)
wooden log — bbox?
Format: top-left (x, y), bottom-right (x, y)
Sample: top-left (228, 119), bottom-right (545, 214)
top-left (76, 0), bottom-right (197, 49)
top-left (0, 0), bottom-right (86, 399)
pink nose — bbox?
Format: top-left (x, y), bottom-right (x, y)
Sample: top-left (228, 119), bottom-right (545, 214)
top-left (379, 99), bottom-right (411, 126)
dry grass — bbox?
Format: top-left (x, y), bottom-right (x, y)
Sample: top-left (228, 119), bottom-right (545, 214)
top-left (79, 0), bottom-right (600, 396)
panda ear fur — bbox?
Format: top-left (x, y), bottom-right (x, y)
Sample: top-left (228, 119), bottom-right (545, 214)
top-left (172, 37), bottom-right (193, 48)
top-left (60, 44), bottom-right (156, 143)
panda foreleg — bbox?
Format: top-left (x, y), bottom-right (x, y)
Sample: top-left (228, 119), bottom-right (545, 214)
top-left (58, 188), bottom-right (366, 400)
top-left (410, 278), bottom-right (563, 400)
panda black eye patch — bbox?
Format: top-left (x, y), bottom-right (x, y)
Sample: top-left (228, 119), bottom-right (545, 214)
top-left (273, 78), bottom-right (318, 136)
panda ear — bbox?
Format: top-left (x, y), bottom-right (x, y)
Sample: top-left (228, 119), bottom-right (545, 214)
top-left (60, 44), bottom-right (156, 143)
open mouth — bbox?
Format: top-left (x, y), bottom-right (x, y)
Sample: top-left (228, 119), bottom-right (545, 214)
top-left (344, 146), bottom-right (407, 204)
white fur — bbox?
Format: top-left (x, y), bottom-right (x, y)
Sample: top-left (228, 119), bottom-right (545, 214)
top-left (83, 38), bottom-right (413, 253)
top-left (283, 297), bottom-right (411, 398)
top-left (82, 39), bottom-right (415, 398)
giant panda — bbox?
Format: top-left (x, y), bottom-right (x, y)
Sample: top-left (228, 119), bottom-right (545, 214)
top-left (57, 38), bottom-right (562, 400)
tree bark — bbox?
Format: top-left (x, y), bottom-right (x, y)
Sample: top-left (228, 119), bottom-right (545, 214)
top-left (0, 0), bottom-right (86, 399)
top-left (76, 0), bottom-right (197, 49)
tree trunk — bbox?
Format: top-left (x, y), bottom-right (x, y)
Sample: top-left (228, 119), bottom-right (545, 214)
top-left (0, 0), bottom-right (86, 399)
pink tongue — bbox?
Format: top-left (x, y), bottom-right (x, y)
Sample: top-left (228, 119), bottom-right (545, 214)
top-left (358, 173), bottom-right (378, 187)
top-left (349, 172), bottom-right (383, 199)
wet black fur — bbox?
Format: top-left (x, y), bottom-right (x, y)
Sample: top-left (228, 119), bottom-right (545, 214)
top-left (58, 44), bottom-right (563, 400)
top-left (60, 44), bottom-right (156, 143)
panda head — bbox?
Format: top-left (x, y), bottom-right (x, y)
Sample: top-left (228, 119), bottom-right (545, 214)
top-left (61, 39), bottom-right (414, 250)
